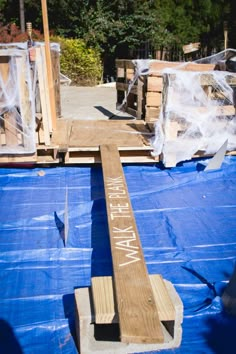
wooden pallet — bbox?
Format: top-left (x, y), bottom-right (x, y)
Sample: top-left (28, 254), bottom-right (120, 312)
top-left (116, 59), bottom-right (146, 120)
top-left (116, 59), bottom-right (216, 122)
top-left (0, 49), bottom-right (35, 154)
top-left (160, 72), bottom-right (236, 167)
top-left (0, 44), bottom-right (60, 160)
top-left (0, 119), bottom-right (156, 165)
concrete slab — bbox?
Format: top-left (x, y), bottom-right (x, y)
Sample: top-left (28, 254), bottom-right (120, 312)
top-left (60, 84), bottom-right (134, 121)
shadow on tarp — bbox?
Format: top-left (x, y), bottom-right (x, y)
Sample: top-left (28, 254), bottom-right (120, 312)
top-left (90, 167), bottom-right (113, 277)
top-left (0, 319), bottom-right (23, 354)
top-left (204, 311), bottom-right (236, 354)
top-left (63, 294), bottom-right (78, 351)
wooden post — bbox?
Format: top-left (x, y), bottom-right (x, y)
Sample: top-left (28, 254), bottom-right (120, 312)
top-left (41, 0), bottom-right (57, 131)
top-left (224, 21), bottom-right (228, 50)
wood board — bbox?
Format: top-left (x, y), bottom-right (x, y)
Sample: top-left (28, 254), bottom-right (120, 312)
top-left (100, 144), bottom-right (163, 344)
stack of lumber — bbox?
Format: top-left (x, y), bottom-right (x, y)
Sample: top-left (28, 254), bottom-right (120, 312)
top-left (116, 59), bottom-right (216, 122)
top-left (0, 43), bottom-right (60, 163)
top-left (157, 71), bottom-right (236, 167)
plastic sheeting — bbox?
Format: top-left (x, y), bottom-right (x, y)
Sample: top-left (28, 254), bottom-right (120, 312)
top-left (0, 157), bottom-right (236, 353)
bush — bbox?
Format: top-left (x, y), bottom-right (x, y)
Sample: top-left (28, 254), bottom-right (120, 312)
top-left (54, 37), bottom-right (102, 86)
top-left (0, 22), bottom-right (44, 43)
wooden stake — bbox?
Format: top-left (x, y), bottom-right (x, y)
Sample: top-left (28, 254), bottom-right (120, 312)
top-left (41, 0), bottom-right (57, 130)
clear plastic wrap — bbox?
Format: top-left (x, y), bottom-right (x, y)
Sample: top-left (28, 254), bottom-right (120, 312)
top-left (132, 49), bottom-right (236, 167)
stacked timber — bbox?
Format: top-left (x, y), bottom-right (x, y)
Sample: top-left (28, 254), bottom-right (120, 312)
top-left (154, 71), bottom-right (236, 167)
top-left (116, 59), bottom-right (216, 122)
top-left (0, 43), bottom-right (60, 163)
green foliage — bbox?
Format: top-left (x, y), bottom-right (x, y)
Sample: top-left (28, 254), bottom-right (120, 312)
top-left (0, 0), bottom-right (235, 76)
top-left (53, 37), bottom-right (102, 86)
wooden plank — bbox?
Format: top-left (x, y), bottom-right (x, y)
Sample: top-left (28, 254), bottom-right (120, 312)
top-left (171, 105), bottom-right (235, 116)
top-left (41, 0), bottom-right (57, 130)
top-left (91, 276), bottom-right (118, 324)
top-left (116, 59), bottom-right (135, 70)
top-left (69, 120), bottom-right (149, 148)
top-left (4, 110), bottom-right (19, 146)
top-left (100, 144), bottom-right (163, 344)
top-left (145, 107), bottom-right (160, 120)
top-left (149, 61), bottom-right (215, 72)
top-left (126, 68), bottom-right (134, 81)
top-left (149, 275), bottom-right (175, 321)
top-left (147, 76), bottom-right (163, 92)
top-left (51, 118), bottom-right (72, 149)
top-left (146, 92), bottom-right (162, 107)
top-left (116, 82), bottom-right (138, 95)
top-left (92, 275), bottom-right (175, 324)
top-left (15, 52), bottom-right (34, 150)
top-left (36, 46), bottom-right (51, 145)
top-left (117, 67), bottom-right (125, 78)
top-left (0, 56), bottom-right (18, 147)
top-left (51, 49), bottom-right (61, 118)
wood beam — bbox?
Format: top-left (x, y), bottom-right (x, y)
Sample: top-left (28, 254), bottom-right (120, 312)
top-left (100, 144), bottom-right (163, 344)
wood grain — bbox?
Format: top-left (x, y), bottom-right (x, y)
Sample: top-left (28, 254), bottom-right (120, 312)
top-left (100, 144), bottom-right (163, 343)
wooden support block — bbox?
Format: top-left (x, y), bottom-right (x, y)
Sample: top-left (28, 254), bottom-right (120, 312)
top-left (92, 275), bottom-right (175, 324)
top-left (117, 67), bottom-right (125, 78)
top-left (147, 76), bottom-right (163, 91)
top-left (126, 68), bottom-right (134, 81)
top-left (145, 107), bottom-right (160, 120)
top-left (74, 275), bottom-right (183, 354)
top-left (146, 92), bottom-right (162, 107)
top-left (91, 276), bottom-right (118, 324)
top-left (100, 144), bottom-right (163, 344)
top-left (116, 82), bottom-right (138, 95)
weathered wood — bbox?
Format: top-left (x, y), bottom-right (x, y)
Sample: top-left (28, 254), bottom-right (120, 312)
top-left (51, 49), bottom-right (61, 118)
top-left (36, 46), bottom-right (51, 145)
top-left (116, 82), bottom-right (138, 95)
top-left (41, 0), bottom-right (57, 130)
top-left (15, 53), bottom-right (34, 149)
top-left (116, 59), bottom-right (135, 70)
top-left (146, 92), bottom-right (162, 107)
top-left (4, 111), bottom-right (19, 146)
top-left (0, 56), bottom-right (18, 147)
top-left (92, 275), bottom-right (175, 325)
top-left (149, 61), bottom-right (215, 72)
top-left (92, 276), bottom-right (118, 324)
top-left (147, 76), bottom-right (163, 91)
top-left (145, 107), bottom-right (160, 120)
top-left (69, 120), bottom-right (150, 148)
top-left (100, 144), bottom-right (163, 344)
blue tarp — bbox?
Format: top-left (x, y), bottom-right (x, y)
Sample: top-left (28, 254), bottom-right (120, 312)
top-left (0, 156), bottom-right (236, 353)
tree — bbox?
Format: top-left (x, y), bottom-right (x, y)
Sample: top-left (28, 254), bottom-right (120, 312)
top-left (19, 0), bottom-right (25, 32)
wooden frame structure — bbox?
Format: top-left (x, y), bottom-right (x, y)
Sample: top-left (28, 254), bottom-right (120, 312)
top-left (116, 59), bottom-right (217, 122)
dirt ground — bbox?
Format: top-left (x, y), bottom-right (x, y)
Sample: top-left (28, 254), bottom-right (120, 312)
top-left (60, 83), bottom-right (134, 120)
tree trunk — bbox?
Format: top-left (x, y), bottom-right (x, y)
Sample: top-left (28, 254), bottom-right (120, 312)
top-left (19, 0), bottom-right (25, 33)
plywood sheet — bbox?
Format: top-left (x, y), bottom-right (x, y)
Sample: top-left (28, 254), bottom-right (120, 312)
top-left (69, 120), bottom-right (151, 148)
